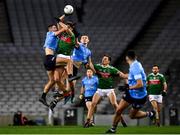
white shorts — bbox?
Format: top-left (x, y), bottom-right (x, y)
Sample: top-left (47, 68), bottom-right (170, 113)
top-left (96, 88), bottom-right (114, 97)
top-left (56, 54), bottom-right (71, 59)
top-left (149, 95), bottom-right (163, 103)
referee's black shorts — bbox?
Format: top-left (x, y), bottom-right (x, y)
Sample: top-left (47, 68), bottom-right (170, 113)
top-left (123, 90), bottom-right (147, 109)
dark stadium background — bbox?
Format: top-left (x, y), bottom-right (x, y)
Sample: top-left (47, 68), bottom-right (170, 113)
top-left (0, 0), bottom-right (179, 129)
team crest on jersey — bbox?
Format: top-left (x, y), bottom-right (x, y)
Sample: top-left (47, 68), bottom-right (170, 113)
top-left (97, 71), bottom-right (110, 78)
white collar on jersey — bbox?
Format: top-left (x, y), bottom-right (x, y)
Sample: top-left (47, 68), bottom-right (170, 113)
top-left (152, 73), bottom-right (160, 76)
top-left (130, 60), bottom-right (138, 67)
top-left (101, 64), bottom-right (110, 68)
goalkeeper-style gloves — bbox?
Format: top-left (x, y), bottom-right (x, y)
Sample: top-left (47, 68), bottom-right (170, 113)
top-left (79, 94), bottom-right (84, 100)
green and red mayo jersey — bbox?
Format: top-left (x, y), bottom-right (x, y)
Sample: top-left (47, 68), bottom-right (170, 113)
top-left (56, 32), bottom-right (76, 55)
top-left (147, 73), bottom-right (166, 95)
top-left (94, 64), bottom-right (119, 89)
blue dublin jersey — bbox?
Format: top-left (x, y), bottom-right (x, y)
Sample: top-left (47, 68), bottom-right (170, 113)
top-left (128, 60), bottom-right (147, 99)
top-left (82, 75), bottom-right (98, 97)
top-left (43, 32), bottom-right (58, 52)
top-left (72, 43), bottom-right (92, 64)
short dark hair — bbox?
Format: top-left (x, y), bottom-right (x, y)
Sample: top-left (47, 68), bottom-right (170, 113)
top-left (86, 68), bottom-right (93, 71)
top-left (47, 24), bottom-right (56, 30)
top-left (153, 64), bottom-right (159, 68)
top-left (103, 54), bottom-right (111, 62)
top-left (126, 50), bottom-right (136, 60)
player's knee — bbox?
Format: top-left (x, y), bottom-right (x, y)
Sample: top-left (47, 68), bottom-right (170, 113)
top-left (112, 103), bottom-right (117, 109)
top-left (129, 113), bottom-right (136, 119)
top-left (153, 107), bottom-right (158, 111)
top-left (49, 78), bottom-right (55, 84)
top-left (116, 108), bottom-right (123, 115)
top-left (91, 102), bottom-right (97, 108)
top-left (54, 77), bottom-right (60, 82)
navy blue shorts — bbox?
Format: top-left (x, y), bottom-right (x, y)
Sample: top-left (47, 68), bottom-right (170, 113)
top-left (44, 55), bottom-right (56, 71)
top-left (85, 96), bottom-right (93, 102)
top-left (123, 91), bottom-right (147, 109)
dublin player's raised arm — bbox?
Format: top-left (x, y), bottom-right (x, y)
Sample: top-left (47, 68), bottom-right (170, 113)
top-left (88, 58), bottom-right (96, 73)
top-left (59, 14), bottom-right (65, 22)
top-left (59, 22), bottom-right (74, 36)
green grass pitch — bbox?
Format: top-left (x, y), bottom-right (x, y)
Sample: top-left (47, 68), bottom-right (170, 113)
top-left (0, 126), bottom-right (180, 134)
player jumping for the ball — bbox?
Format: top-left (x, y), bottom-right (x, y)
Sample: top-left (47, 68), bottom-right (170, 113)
top-left (39, 23), bottom-right (79, 107)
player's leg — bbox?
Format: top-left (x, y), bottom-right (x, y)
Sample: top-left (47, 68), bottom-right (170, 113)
top-left (61, 66), bottom-right (76, 104)
top-left (56, 56), bottom-right (80, 82)
top-left (129, 108), bottom-right (147, 119)
top-left (149, 95), bottom-right (162, 126)
top-left (84, 92), bottom-right (102, 127)
top-left (106, 99), bottom-right (129, 133)
top-left (54, 67), bottom-right (67, 92)
top-left (107, 90), bottom-right (127, 127)
top-left (49, 67), bottom-right (72, 111)
top-left (157, 103), bottom-right (162, 126)
top-left (86, 100), bottom-right (94, 126)
top-left (129, 96), bottom-right (155, 120)
top-left (150, 100), bottom-right (159, 122)
top-left (39, 70), bottom-right (55, 106)
top-left (67, 64), bottom-right (80, 103)
top-left (55, 67), bottom-right (72, 100)
top-left (107, 90), bottom-right (118, 109)
top-left (56, 57), bottom-right (72, 75)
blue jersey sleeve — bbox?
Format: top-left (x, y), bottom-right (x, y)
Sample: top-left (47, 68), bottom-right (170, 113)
top-left (131, 63), bottom-right (142, 80)
top-left (49, 31), bottom-right (55, 36)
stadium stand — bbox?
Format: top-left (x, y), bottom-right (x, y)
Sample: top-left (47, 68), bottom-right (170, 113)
top-left (166, 60), bottom-right (180, 106)
top-left (0, 0), bottom-right (12, 42)
top-left (0, 0), bottom-right (179, 119)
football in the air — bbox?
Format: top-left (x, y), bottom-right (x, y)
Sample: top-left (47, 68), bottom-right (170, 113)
top-left (64, 5), bottom-right (74, 15)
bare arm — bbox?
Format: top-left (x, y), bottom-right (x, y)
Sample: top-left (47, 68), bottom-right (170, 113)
top-left (80, 86), bottom-right (85, 95)
top-left (59, 22), bottom-right (74, 36)
top-left (74, 38), bottom-right (80, 48)
top-left (59, 14), bottom-right (65, 22)
top-left (129, 79), bottom-right (143, 90)
top-left (119, 71), bottom-right (128, 79)
top-left (54, 27), bottom-right (67, 36)
top-left (88, 58), bottom-right (96, 73)
top-left (163, 82), bottom-right (167, 92)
